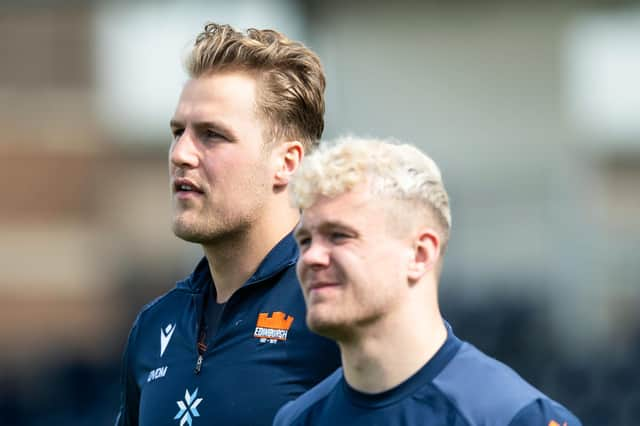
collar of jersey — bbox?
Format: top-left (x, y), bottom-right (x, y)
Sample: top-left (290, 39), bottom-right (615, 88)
top-left (341, 321), bottom-right (462, 408)
top-left (175, 229), bottom-right (299, 293)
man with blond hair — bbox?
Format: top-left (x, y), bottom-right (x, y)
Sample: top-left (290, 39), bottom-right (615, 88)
top-left (274, 137), bottom-right (581, 426)
top-left (115, 23), bottom-right (340, 426)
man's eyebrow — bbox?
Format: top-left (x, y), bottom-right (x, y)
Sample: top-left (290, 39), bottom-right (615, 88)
top-left (169, 119), bottom-right (233, 135)
top-left (318, 220), bottom-right (354, 232)
top-left (295, 220), bottom-right (355, 237)
top-left (195, 120), bottom-right (229, 131)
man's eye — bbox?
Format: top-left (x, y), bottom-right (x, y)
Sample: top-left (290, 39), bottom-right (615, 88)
top-left (171, 129), bottom-right (184, 140)
top-left (205, 129), bottom-right (225, 140)
top-left (296, 237), bottom-right (311, 247)
top-left (330, 232), bottom-right (350, 242)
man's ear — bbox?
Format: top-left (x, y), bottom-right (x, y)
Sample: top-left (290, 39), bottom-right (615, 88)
top-left (274, 140), bottom-right (303, 187)
top-left (407, 229), bottom-right (440, 284)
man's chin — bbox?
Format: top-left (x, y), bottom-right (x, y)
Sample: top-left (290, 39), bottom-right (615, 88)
top-left (172, 223), bottom-right (209, 244)
top-left (307, 316), bottom-right (347, 340)
top-left (172, 221), bottom-right (244, 246)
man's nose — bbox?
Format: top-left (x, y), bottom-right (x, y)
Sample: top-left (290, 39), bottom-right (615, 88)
top-left (169, 130), bottom-right (199, 168)
top-left (300, 240), bottom-right (331, 269)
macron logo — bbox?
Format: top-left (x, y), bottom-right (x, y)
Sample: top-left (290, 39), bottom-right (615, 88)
top-left (161, 323), bottom-right (176, 357)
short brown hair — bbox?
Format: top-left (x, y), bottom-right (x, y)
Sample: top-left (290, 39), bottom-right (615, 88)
top-left (186, 23), bottom-right (325, 152)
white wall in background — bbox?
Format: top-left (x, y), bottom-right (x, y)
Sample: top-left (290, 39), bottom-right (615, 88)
top-left (94, 0), bottom-right (304, 146)
top-left (567, 10), bottom-right (640, 147)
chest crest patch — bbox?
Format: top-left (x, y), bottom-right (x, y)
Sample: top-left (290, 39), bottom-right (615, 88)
top-left (253, 311), bottom-right (294, 344)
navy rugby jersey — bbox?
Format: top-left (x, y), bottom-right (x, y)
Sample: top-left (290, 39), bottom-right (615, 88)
top-left (115, 232), bottom-right (341, 426)
top-left (274, 324), bottom-right (581, 426)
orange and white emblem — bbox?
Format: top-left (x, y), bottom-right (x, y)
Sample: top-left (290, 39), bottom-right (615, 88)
top-left (253, 312), bottom-right (294, 343)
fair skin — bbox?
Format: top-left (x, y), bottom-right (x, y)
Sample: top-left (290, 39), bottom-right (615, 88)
top-left (295, 185), bottom-right (447, 393)
top-left (170, 71), bottom-right (302, 302)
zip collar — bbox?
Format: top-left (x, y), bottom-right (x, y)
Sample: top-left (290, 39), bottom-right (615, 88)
top-left (176, 230), bottom-right (299, 294)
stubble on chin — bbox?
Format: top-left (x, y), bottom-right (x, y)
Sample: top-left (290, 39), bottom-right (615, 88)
top-left (171, 214), bottom-right (206, 243)
top-left (171, 207), bottom-right (215, 244)
top-left (171, 212), bottom-right (253, 246)
top-left (172, 222), bottom-right (203, 243)
top-left (306, 309), bottom-right (350, 341)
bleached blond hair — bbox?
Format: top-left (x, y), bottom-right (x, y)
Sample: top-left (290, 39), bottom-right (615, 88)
top-left (291, 136), bottom-right (451, 245)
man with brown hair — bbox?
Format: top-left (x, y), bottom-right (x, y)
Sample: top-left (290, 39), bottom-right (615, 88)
top-left (115, 23), bottom-right (340, 426)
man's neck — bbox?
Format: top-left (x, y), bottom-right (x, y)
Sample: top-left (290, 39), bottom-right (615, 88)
top-left (339, 301), bottom-right (447, 395)
top-left (202, 206), bottom-right (299, 303)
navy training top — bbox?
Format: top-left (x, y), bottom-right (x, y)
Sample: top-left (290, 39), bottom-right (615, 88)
top-left (273, 323), bottom-right (581, 426)
top-left (115, 232), bottom-right (341, 426)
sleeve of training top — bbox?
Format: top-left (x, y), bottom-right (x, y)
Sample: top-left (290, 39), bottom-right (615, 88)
top-left (114, 319), bottom-right (141, 426)
top-left (508, 398), bottom-right (582, 426)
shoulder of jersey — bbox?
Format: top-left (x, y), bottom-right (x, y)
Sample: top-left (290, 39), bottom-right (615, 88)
top-left (273, 368), bottom-right (343, 426)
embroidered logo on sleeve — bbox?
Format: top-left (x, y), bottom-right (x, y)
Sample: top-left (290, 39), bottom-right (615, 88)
top-left (548, 421), bottom-right (568, 426)
top-left (253, 312), bottom-right (294, 344)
